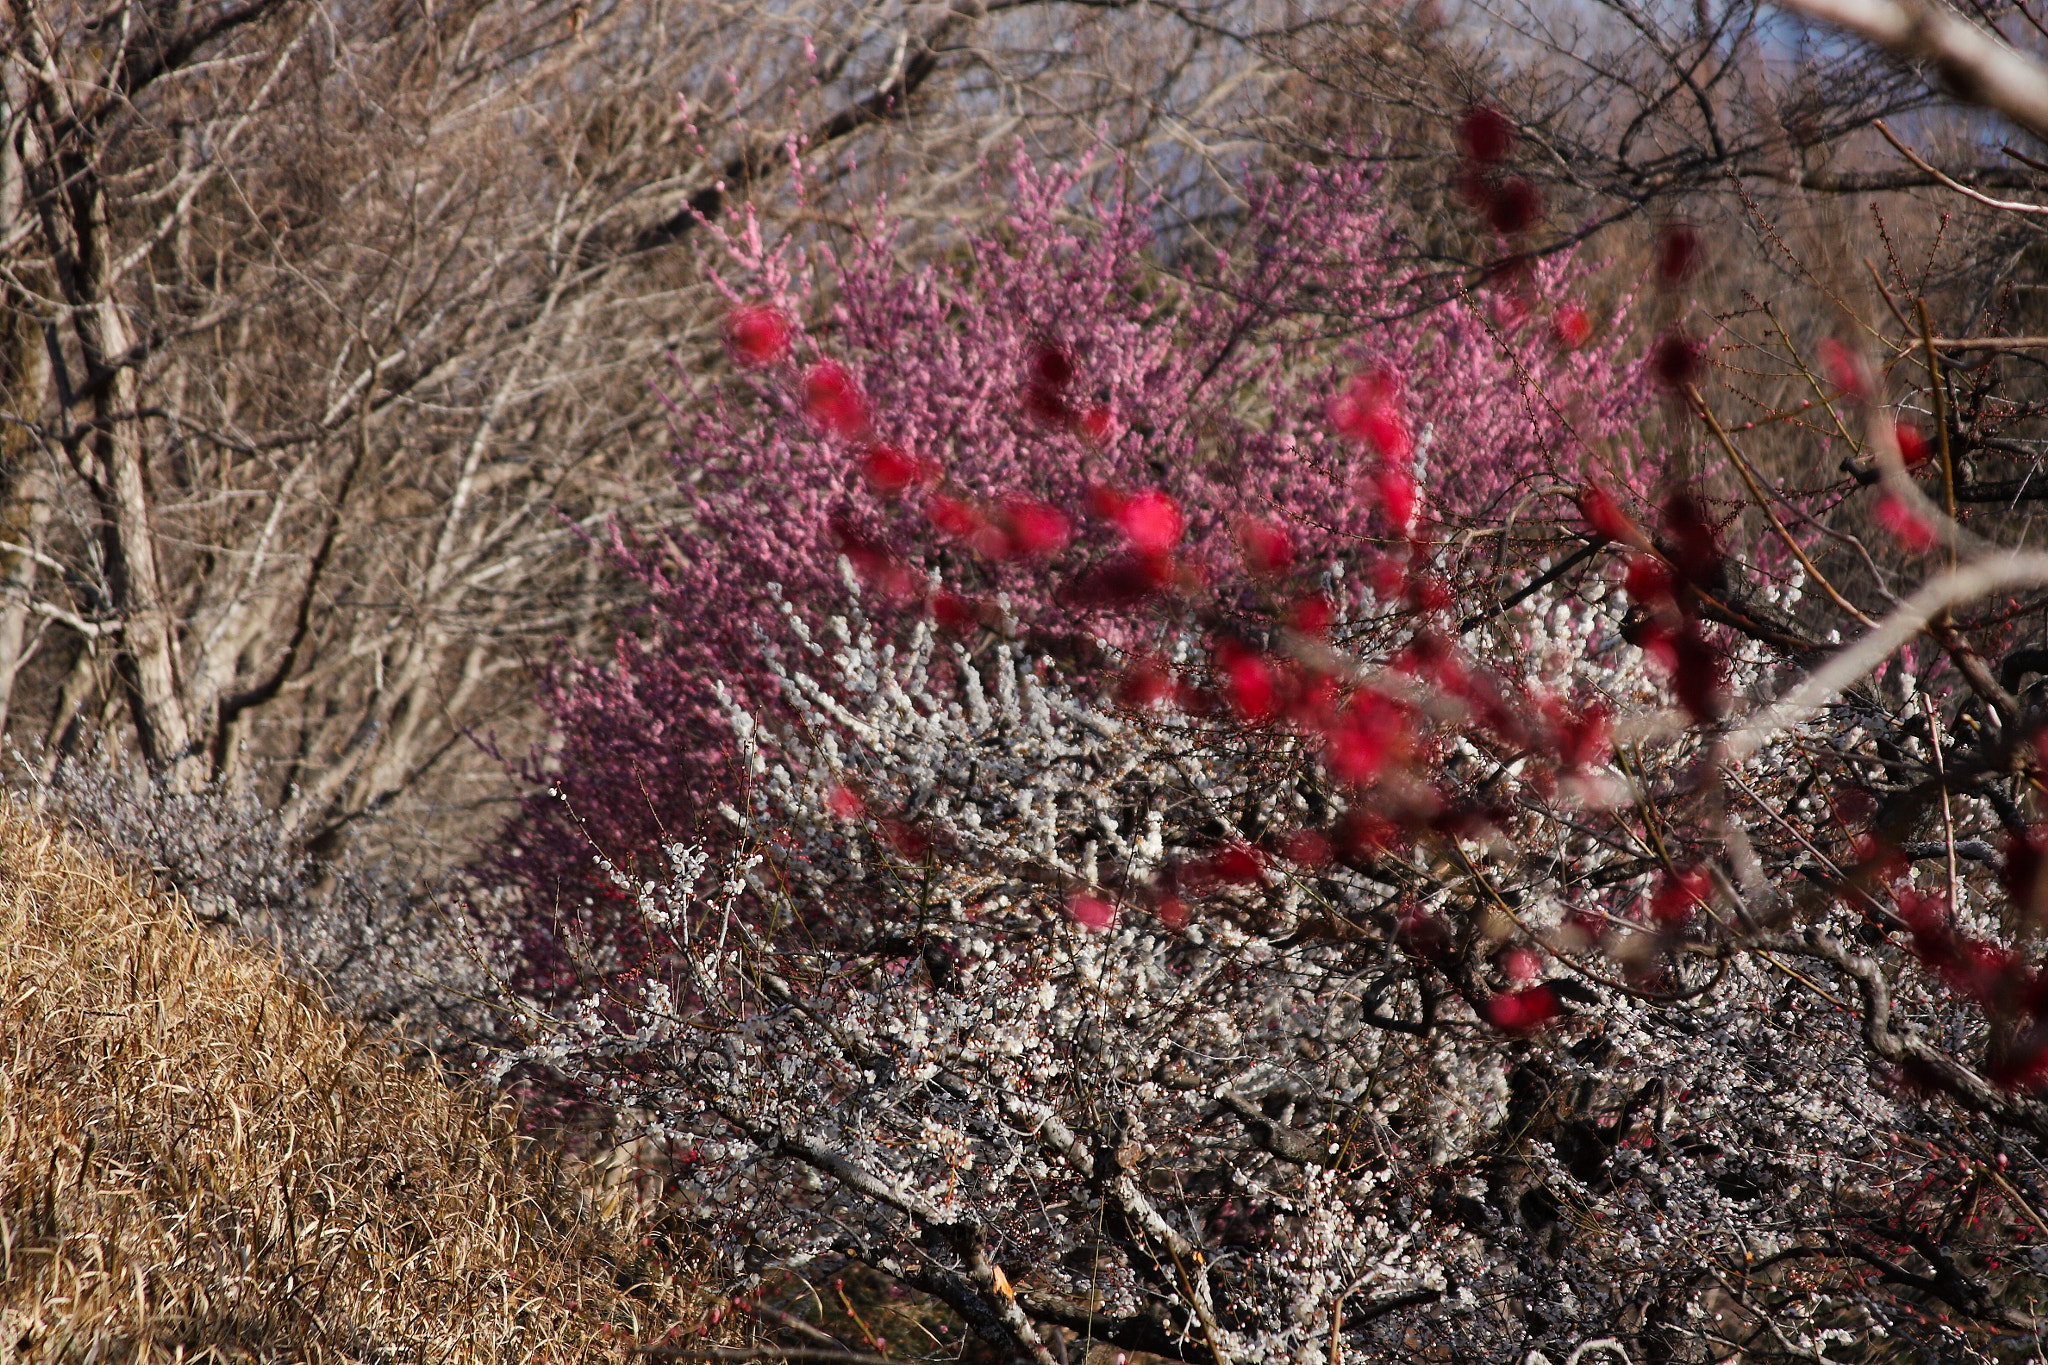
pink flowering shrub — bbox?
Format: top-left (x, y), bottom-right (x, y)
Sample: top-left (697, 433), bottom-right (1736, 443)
top-left (490, 151), bottom-right (1641, 995)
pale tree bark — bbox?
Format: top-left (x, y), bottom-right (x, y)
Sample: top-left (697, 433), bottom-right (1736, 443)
top-left (1776, 0), bottom-right (2048, 140)
top-left (0, 0), bottom-right (1312, 860)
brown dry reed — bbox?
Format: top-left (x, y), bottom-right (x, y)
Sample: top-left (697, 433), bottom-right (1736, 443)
top-left (0, 806), bottom-right (701, 1364)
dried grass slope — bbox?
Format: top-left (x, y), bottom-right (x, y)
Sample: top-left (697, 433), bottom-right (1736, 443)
top-left (0, 808), bottom-right (694, 1364)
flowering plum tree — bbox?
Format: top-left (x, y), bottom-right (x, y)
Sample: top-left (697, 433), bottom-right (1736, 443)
top-left (489, 149), bottom-right (1641, 999)
top-left (491, 122), bottom-right (2048, 1361)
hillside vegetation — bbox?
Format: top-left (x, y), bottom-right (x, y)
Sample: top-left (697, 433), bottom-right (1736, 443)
top-left (0, 809), bottom-right (697, 1364)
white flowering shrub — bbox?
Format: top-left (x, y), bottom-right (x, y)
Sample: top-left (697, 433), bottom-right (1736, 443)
top-left (501, 535), bottom-right (2048, 1363)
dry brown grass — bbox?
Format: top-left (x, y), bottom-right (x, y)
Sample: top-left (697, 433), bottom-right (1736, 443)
top-left (0, 806), bottom-right (702, 1364)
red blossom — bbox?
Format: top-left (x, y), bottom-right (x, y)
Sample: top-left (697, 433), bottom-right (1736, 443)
top-left (1989, 1039), bottom-right (2048, 1092)
top-left (1335, 809), bottom-right (1403, 861)
top-left (1024, 383), bottom-right (1076, 428)
top-left (828, 515), bottom-right (914, 597)
top-left (928, 590), bottom-right (980, 633)
top-left (2004, 825), bottom-right (2048, 928)
top-left (1876, 493), bottom-right (1936, 552)
top-left (803, 361), bottom-right (870, 438)
top-left (1650, 868), bottom-right (1711, 929)
top-left (1325, 689), bottom-right (1404, 786)
top-left (1395, 903), bottom-right (1451, 960)
top-left (1551, 305), bottom-right (1592, 349)
top-left (1559, 705), bottom-right (1612, 772)
top-left (1577, 485), bottom-right (1634, 544)
top-left (1067, 893), bottom-right (1116, 932)
top-left (1655, 223), bottom-right (1703, 286)
top-left (1367, 556), bottom-right (1408, 601)
top-left (1820, 337), bottom-right (1868, 399)
top-left (970, 524), bottom-right (1016, 561)
top-left (1939, 939), bottom-right (2022, 1009)
top-left (1623, 553), bottom-right (1672, 603)
top-left (1651, 330), bottom-right (1706, 389)
top-left (1029, 344), bottom-right (1074, 389)
top-left (1111, 489), bottom-right (1185, 555)
top-left (1069, 553), bottom-right (1175, 608)
top-left (1564, 907), bottom-right (1608, 947)
top-left (1280, 830), bottom-right (1331, 866)
top-left (878, 818), bottom-right (932, 859)
top-left (725, 305), bottom-right (792, 367)
top-left (1670, 625), bottom-right (1725, 723)
top-left (1487, 985), bottom-right (1561, 1033)
top-left (1001, 496), bottom-right (1072, 558)
top-left (1406, 573), bottom-right (1450, 614)
top-left (1206, 844), bottom-right (1264, 884)
top-left (1285, 669), bottom-right (1339, 728)
top-left (1289, 593), bottom-right (1334, 636)
top-left (1239, 520), bottom-right (1295, 576)
top-left (1623, 614), bottom-right (1678, 673)
top-left (1485, 177), bottom-right (1542, 235)
top-left (1372, 468), bottom-right (1419, 531)
top-left (861, 444), bottom-right (927, 494)
top-left (1326, 368), bottom-right (1411, 461)
top-left (1214, 640), bottom-right (1279, 722)
top-left (1117, 660), bottom-right (1176, 708)
top-left (925, 493), bottom-right (984, 539)
top-left (1077, 406), bottom-right (1115, 444)
top-left (825, 784), bottom-right (864, 819)
top-left (1023, 344), bottom-right (1077, 428)
top-left (1458, 106), bottom-right (1515, 163)
top-left (1661, 490), bottom-right (1723, 586)
top-left (1895, 422), bottom-right (1931, 467)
